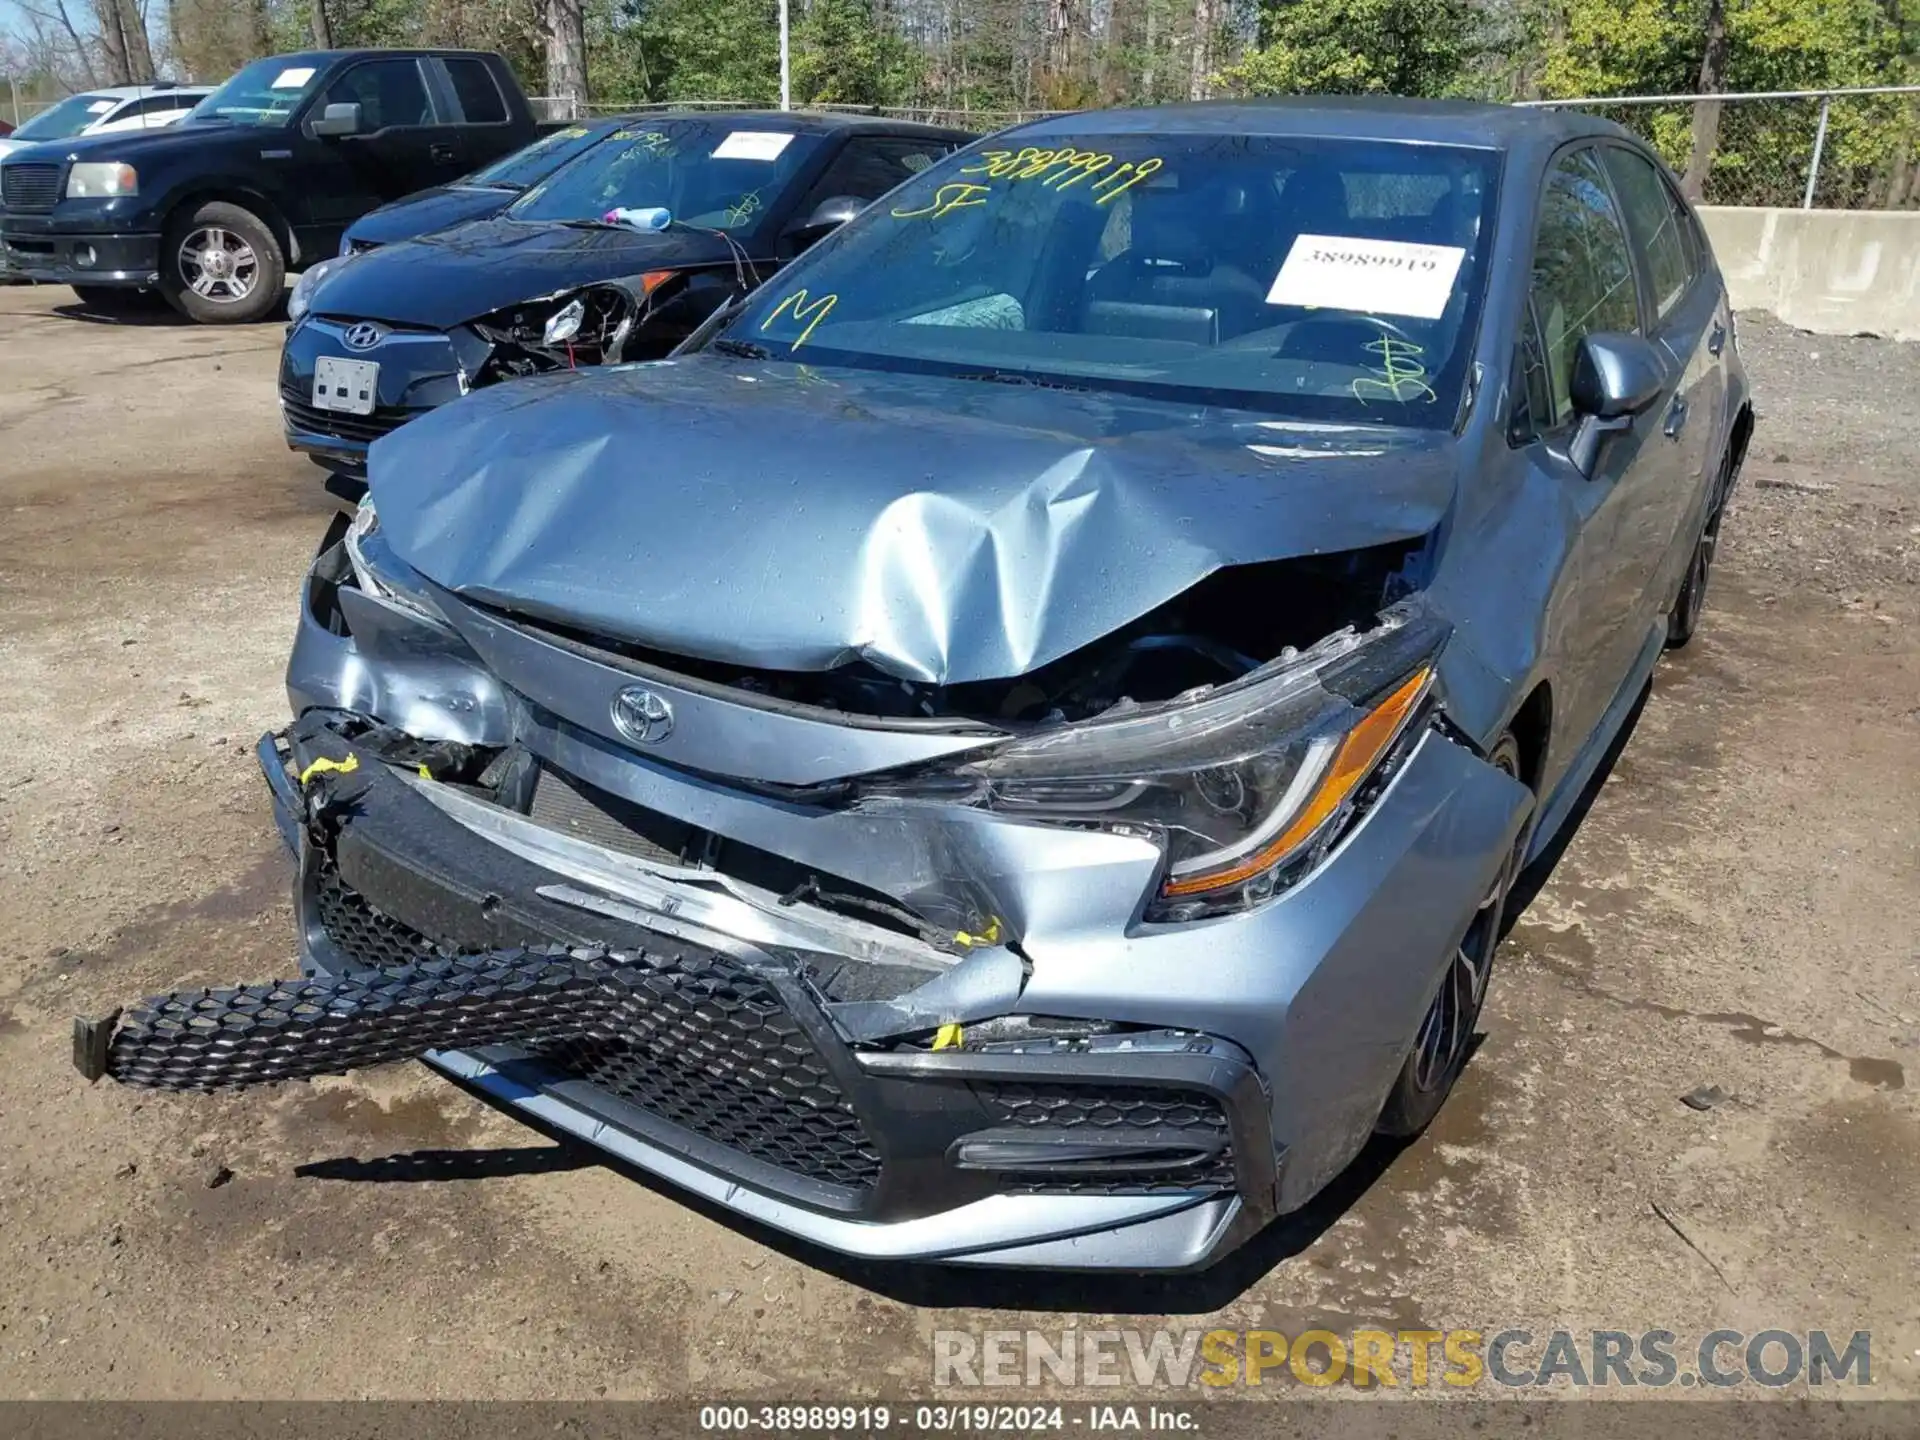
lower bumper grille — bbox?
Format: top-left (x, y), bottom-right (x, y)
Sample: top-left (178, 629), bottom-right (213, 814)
top-left (322, 864), bottom-right (880, 1191)
top-left (979, 1082), bottom-right (1238, 1194)
top-left (281, 389), bottom-right (409, 445)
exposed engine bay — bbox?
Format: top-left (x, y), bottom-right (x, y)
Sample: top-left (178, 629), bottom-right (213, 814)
top-left (509, 537), bottom-right (1435, 726)
top-left (470, 279), bottom-right (669, 381)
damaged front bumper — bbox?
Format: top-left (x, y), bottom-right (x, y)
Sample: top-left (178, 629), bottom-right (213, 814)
top-left (74, 548), bottom-right (1530, 1270)
top-left (279, 318), bottom-right (484, 473)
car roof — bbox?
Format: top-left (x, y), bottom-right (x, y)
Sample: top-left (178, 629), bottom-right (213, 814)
top-left (81, 84), bottom-right (215, 101)
top-left (1010, 97), bottom-right (1626, 149)
top-left (588, 109), bottom-right (973, 141)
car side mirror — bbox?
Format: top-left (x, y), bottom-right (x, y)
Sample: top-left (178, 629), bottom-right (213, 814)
top-left (311, 102), bottom-right (363, 139)
top-left (1567, 331), bottom-right (1668, 477)
top-left (786, 194), bottom-right (865, 245)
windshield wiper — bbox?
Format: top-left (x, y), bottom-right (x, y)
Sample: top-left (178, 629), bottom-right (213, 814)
top-left (476, 180), bottom-right (526, 193)
top-left (711, 337), bottom-right (770, 359)
top-left (556, 217), bottom-right (625, 230)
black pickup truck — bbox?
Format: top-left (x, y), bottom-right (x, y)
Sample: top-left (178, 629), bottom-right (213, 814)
top-left (0, 49), bottom-right (550, 323)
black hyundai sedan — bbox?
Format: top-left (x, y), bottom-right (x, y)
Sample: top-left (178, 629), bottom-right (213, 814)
top-left (333, 118), bottom-right (631, 257)
top-left (280, 111), bottom-right (971, 479)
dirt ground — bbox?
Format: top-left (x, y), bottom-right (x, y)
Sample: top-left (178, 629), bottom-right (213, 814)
top-left (0, 288), bottom-right (1915, 1404)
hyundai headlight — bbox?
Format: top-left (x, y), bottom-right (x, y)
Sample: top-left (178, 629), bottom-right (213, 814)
top-left (66, 162), bottom-right (137, 198)
top-left (858, 612), bottom-right (1448, 921)
top-left (288, 254), bottom-right (351, 323)
top-left (345, 502), bottom-right (449, 628)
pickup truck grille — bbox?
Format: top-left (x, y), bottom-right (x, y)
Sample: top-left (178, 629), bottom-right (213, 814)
top-left (1, 163), bottom-right (62, 212)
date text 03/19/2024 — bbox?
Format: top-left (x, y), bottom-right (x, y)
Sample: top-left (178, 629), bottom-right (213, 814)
top-left (697, 1404), bottom-right (1197, 1433)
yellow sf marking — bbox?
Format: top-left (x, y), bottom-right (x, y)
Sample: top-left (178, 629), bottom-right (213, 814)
top-left (761, 288), bottom-right (839, 348)
top-left (891, 182), bottom-right (993, 220)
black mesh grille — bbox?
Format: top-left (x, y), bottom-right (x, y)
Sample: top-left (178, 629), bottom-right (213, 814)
top-left (281, 388), bottom-right (410, 445)
top-left (315, 864), bottom-right (445, 969)
top-left (978, 1082), bottom-right (1237, 1195)
top-left (2, 163), bottom-right (61, 212)
top-left (315, 864), bottom-right (881, 1192)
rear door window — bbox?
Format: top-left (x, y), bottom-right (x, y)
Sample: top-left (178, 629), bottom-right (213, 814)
top-left (444, 58), bottom-right (508, 124)
top-left (1602, 146), bottom-right (1693, 322)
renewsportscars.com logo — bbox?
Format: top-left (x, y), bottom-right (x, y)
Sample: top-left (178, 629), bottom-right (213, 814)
top-left (932, 1328), bottom-right (1874, 1390)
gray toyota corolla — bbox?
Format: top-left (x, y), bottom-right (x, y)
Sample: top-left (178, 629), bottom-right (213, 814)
top-left (78, 98), bottom-right (1751, 1271)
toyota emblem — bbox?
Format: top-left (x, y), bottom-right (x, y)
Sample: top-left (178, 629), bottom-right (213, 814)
top-left (342, 321), bottom-right (387, 351)
top-left (610, 686), bottom-right (675, 746)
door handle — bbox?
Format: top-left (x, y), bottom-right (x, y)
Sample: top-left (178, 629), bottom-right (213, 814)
top-left (1707, 321), bottom-right (1726, 356)
top-left (1663, 396), bottom-right (1689, 438)
top-left (430, 143), bottom-right (459, 163)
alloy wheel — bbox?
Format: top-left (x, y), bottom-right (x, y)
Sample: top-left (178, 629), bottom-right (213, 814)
top-left (177, 226), bottom-right (258, 303)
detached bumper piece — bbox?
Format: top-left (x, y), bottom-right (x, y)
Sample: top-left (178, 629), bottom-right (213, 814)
top-left (74, 944), bottom-right (725, 1092)
top-left (75, 717), bottom-right (1281, 1264)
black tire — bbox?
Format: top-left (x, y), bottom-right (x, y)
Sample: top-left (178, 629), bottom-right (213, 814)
top-left (1376, 733), bottom-right (1529, 1139)
top-left (1667, 448), bottom-right (1734, 649)
top-left (158, 200), bottom-right (284, 325)
top-left (70, 284), bottom-right (158, 312)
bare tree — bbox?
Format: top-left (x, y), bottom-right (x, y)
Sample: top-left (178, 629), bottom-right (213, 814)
top-left (542, 0), bottom-right (587, 118)
top-left (1186, 0), bottom-right (1213, 100)
top-left (311, 0), bottom-right (336, 49)
top-left (1682, 0), bottom-right (1729, 201)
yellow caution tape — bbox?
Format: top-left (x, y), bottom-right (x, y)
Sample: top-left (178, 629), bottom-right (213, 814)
top-left (953, 917), bottom-right (1001, 949)
top-left (297, 753), bottom-right (358, 787)
top-left (933, 1023), bottom-right (964, 1051)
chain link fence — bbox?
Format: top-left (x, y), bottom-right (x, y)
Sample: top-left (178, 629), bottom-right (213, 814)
top-left (1518, 86), bottom-right (1920, 209)
top-left (535, 85), bottom-right (1920, 211)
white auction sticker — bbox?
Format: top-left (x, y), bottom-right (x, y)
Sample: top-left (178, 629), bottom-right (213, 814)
top-left (271, 66), bottom-right (316, 89)
top-left (1266, 234), bottom-right (1466, 320)
top-left (712, 131), bottom-right (793, 162)
top-left (88, 100), bottom-right (117, 113)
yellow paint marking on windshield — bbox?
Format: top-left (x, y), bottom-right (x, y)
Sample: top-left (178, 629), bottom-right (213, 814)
top-left (613, 129), bottom-right (677, 156)
top-left (958, 147), bottom-right (1158, 197)
top-left (1090, 156), bottom-right (1162, 204)
top-left (762, 288), bottom-right (839, 348)
top-left (725, 189), bottom-right (763, 226)
top-left (1350, 337), bottom-right (1437, 404)
top-left (891, 181), bottom-right (993, 220)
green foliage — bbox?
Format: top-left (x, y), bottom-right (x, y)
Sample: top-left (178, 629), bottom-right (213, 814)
top-left (792, 0), bottom-right (922, 106)
top-left (1217, 0), bottom-right (1478, 98)
top-left (1539, 0), bottom-right (1916, 205)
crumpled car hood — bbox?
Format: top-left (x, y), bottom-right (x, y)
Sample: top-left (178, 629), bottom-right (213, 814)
top-left (310, 215), bottom-right (744, 330)
top-left (368, 355), bottom-right (1459, 686)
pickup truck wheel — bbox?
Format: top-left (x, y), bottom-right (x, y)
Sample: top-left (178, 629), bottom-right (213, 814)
top-left (160, 201), bottom-right (284, 324)
top-left (1376, 733), bottom-right (1527, 1139)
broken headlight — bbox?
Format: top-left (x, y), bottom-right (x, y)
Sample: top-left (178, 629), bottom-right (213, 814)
top-left (345, 502), bottom-right (450, 628)
top-left (861, 613), bottom-right (1447, 921)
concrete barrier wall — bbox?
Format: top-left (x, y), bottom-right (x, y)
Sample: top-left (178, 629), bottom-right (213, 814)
top-left (1699, 206), bottom-right (1920, 341)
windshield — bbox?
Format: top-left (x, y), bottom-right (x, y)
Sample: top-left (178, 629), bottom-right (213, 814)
top-left (467, 124), bottom-right (607, 191)
top-left (725, 133), bottom-right (1500, 427)
top-left (14, 94), bottom-right (120, 141)
top-left (187, 57), bottom-right (325, 128)
top-left (510, 119), bottom-right (824, 231)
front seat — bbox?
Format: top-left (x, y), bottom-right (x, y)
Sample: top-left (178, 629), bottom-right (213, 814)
top-left (1083, 182), bottom-right (1271, 344)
